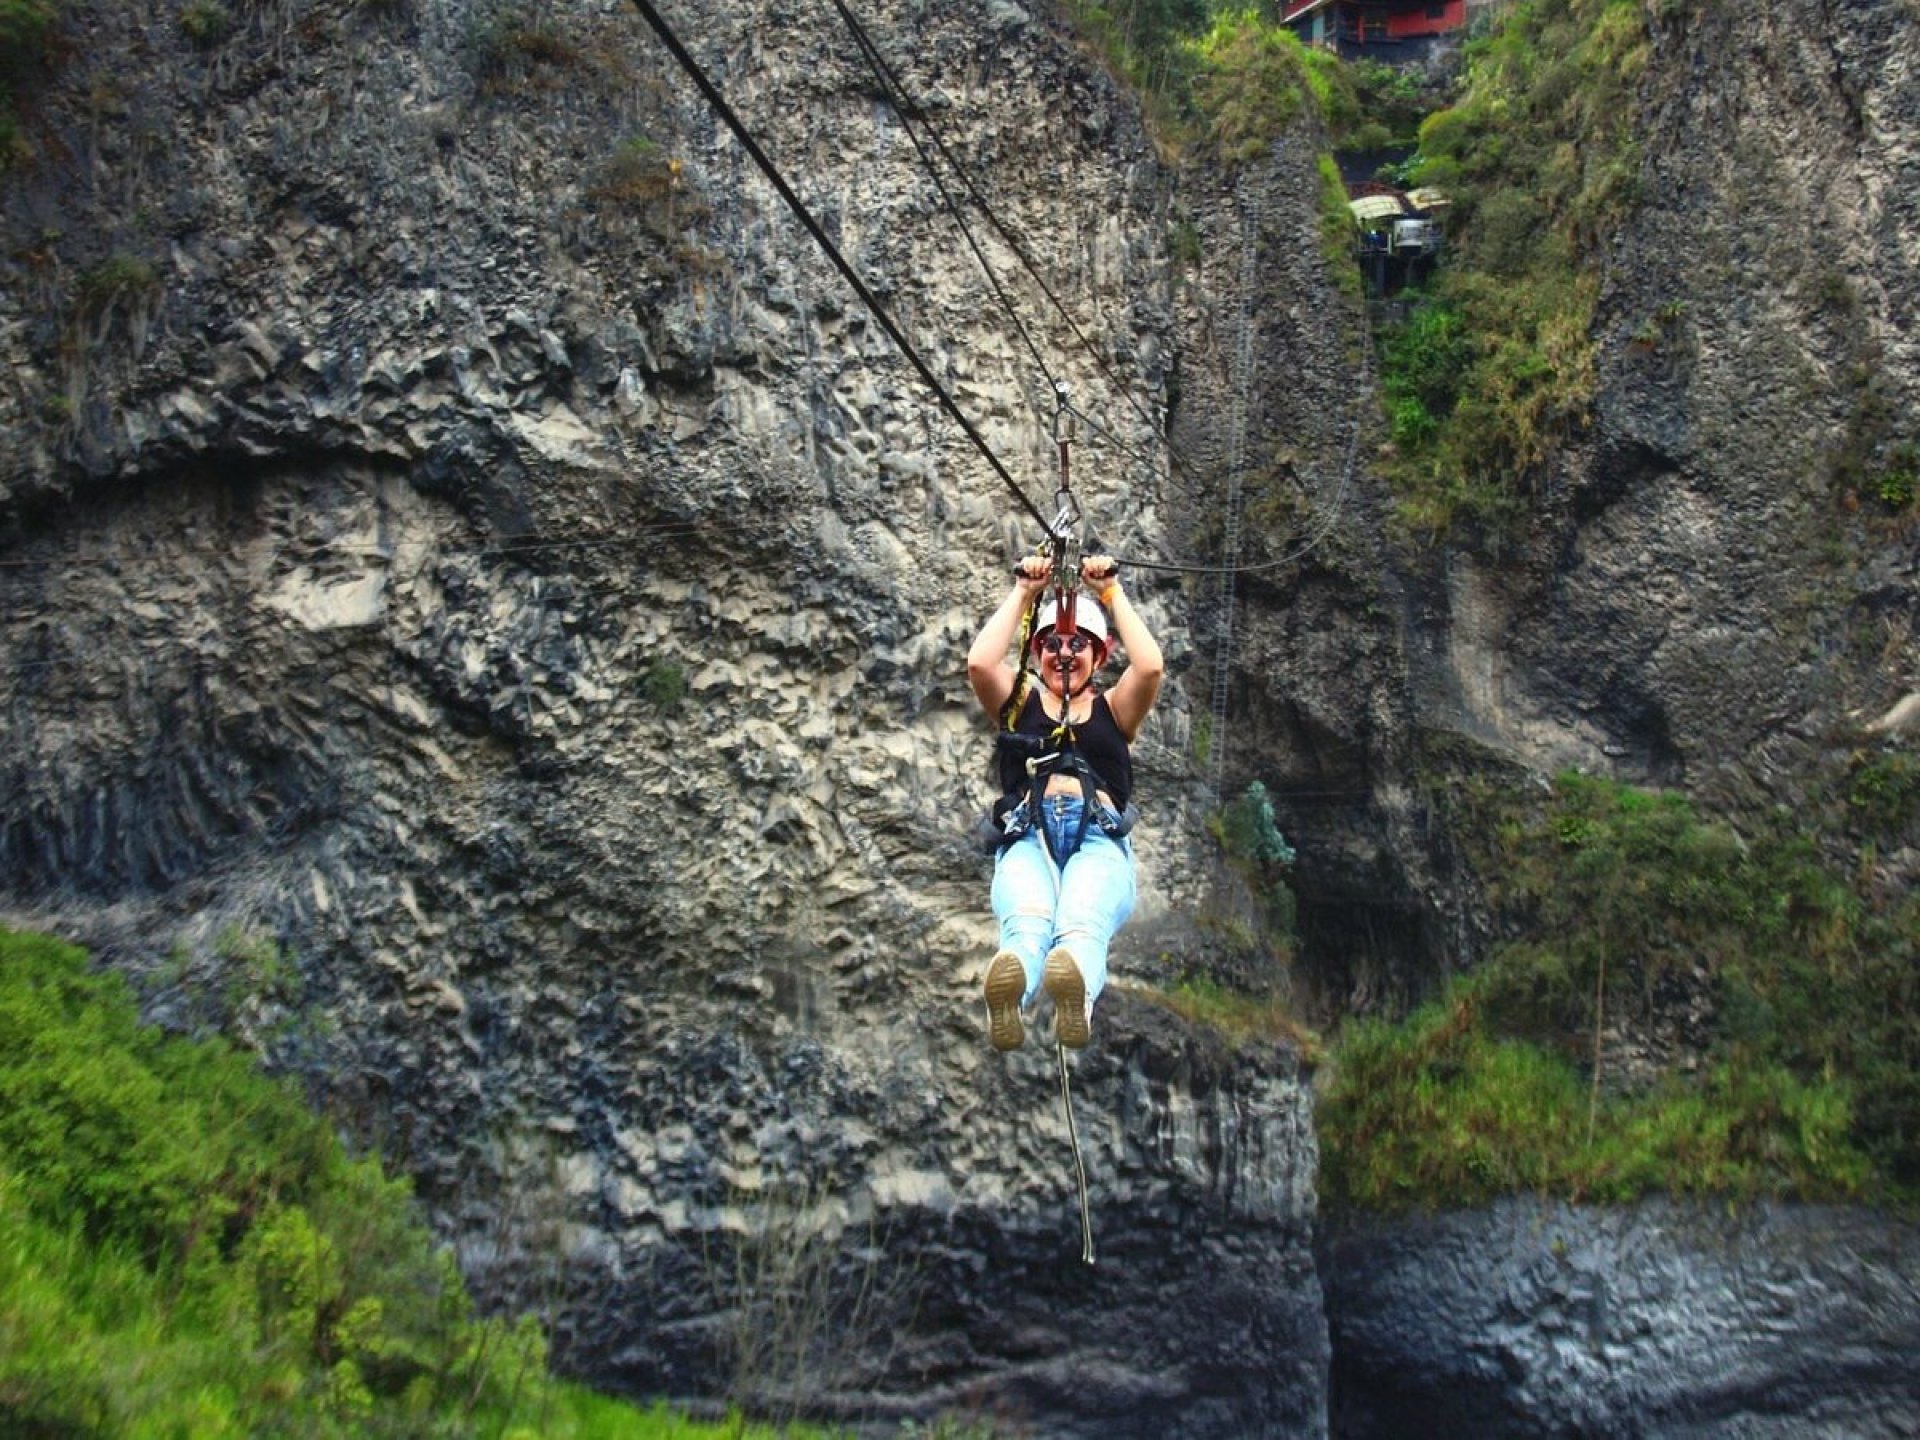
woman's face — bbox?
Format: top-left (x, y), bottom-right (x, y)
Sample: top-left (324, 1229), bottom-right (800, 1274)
top-left (1034, 629), bottom-right (1103, 693)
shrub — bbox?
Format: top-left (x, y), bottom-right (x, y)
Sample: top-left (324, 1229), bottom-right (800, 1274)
top-left (72, 253), bottom-right (161, 323)
top-left (1319, 971), bottom-right (1876, 1209)
top-left (641, 656), bottom-right (688, 709)
top-left (0, 0), bottom-right (56, 78)
top-left (473, 6), bottom-right (582, 94)
top-left (180, 0), bottom-right (233, 48)
top-left (1317, 152), bottom-right (1364, 300)
top-left (0, 928), bottom-right (817, 1436)
top-left (1055, 0), bottom-right (1210, 144)
top-left (1205, 781), bottom-right (1300, 970)
top-left (1380, 294), bottom-right (1472, 427)
top-left (1216, 779), bottom-right (1297, 868)
top-left (1146, 971), bottom-right (1320, 1055)
top-left (1169, 215), bottom-right (1203, 272)
top-left (0, 0), bottom-right (56, 167)
top-left (1875, 441), bottom-right (1918, 511)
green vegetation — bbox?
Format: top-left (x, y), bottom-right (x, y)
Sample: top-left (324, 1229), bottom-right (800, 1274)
top-left (1144, 971), bottom-right (1321, 1055)
top-left (1380, 294), bottom-right (1472, 450)
top-left (1168, 214), bottom-right (1204, 272)
top-left (180, 0), bottom-right (235, 49)
top-left (594, 136), bottom-right (674, 204)
top-left (1053, 0), bottom-right (1211, 140)
top-left (1874, 440), bottom-right (1917, 512)
top-left (1057, 4), bottom-right (1371, 154)
top-left (0, 928), bottom-right (829, 1437)
top-left (1375, 0), bottom-right (1650, 537)
top-left (1139, 782), bottom-right (1308, 1052)
top-left (1190, 779), bottom-right (1301, 989)
top-left (72, 253), bottom-right (162, 325)
top-left (1320, 772), bottom-right (1919, 1210)
top-left (1849, 748), bottom-right (1920, 840)
top-left (1192, 12), bottom-right (1318, 162)
top-left (1056, 0), bottom-right (1658, 539)
top-left (0, 0), bottom-right (57, 167)
top-left (1344, 57), bottom-right (1428, 147)
top-left (1316, 153), bottom-right (1364, 301)
top-left (1828, 359), bottom-right (1906, 505)
top-left (1213, 778), bottom-right (1297, 869)
top-left (1321, 976), bottom-right (1871, 1207)
top-left (590, 137), bottom-right (709, 243)
top-left (473, 5), bottom-right (585, 95)
top-left (641, 656), bottom-right (689, 709)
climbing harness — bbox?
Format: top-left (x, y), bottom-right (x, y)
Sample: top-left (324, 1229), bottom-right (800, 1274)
top-left (982, 388), bottom-right (1137, 863)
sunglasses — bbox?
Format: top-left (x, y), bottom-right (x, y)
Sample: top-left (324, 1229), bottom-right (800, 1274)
top-left (1039, 633), bottom-right (1094, 656)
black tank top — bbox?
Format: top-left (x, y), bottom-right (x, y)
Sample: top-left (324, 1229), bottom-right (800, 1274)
top-left (997, 688), bottom-right (1133, 811)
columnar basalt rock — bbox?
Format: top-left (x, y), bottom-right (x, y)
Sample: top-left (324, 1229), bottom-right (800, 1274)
top-left (0, 1), bottom-right (1330, 1432)
top-left (1323, 1200), bottom-right (1920, 1439)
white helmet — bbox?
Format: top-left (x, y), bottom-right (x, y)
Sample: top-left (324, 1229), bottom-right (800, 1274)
top-left (1032, 595), bottom-right (1109, 646)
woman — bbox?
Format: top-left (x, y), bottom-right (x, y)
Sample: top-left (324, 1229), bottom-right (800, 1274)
top-left (966, 553), bottom-right (1164, 1050)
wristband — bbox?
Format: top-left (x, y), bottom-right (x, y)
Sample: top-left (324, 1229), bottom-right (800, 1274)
top-left (1098, 583), bottom-right (1120, 605)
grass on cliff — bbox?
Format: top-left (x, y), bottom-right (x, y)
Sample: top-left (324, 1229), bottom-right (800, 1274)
top-left (1375, 0), bottom-right (1650, 539)
top-left (0, 927), bottom-right (831, 1438)
top-left (1055, 3), bottom-right (1369, 156)
top-left (1318, 771), bottom-right (1919, 1210)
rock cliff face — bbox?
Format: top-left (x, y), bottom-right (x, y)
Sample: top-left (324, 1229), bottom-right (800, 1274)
top-left (1322, 1200), bottom-right (1920, 1439)
top-left (0, 0), bottom-right (1331, 1431)
top-left (1214, 0), bottom-right (1920, 1017)
top-left (1310, 1), bottom-right (1920, 1433)
top-left (1403, 0), bottom-right (1920, 875)
top-left (4, 0), bottom-right (1917, 1431)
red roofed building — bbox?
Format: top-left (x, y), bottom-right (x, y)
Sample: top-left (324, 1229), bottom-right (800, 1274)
top-left (1281, 0), bottom-right (1469, 58)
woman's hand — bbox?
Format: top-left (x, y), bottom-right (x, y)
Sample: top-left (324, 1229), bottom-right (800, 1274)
top-left (1013, 554), bottom-right (1052, 599)
top-left (1082, 555), bottom-right (1119, 599)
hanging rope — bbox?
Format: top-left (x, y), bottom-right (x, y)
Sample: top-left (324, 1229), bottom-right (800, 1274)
top-left (1057, 1041), bottom-right (1096, 1266)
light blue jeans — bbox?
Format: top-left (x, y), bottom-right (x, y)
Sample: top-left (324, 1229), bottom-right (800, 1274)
top-left (990, 795), bottom-right (1137, 1006)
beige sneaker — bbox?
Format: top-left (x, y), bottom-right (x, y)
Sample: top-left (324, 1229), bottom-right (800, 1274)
top-left (1044, 947), bottom-right (1091, 1049)
top-left (983, 950), bottom-right (1027, 1051)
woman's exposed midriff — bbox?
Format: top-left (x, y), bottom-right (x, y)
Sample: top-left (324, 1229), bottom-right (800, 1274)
top-left (1041, 777), bottom-right (1114, 807)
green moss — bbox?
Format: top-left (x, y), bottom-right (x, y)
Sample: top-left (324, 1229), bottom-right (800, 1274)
top-left (1139, 972), bottom-right (1321, 1056)
top-left (472, 6), bottom-right (584, 95)
top-left (1317, 153), bottom-right (1364, 301)
top-left (1320, 979), bottom-right (1872, 1208)
top-left (180, 0), bottom-right (233, 49)
top-left (1849, 748), bottom-right (1920, 842)
top-left (1189, 11), bottom-right (1313, 162)
top-left (72, 253), bottom-right (161, 325)
top-left (1873, 441), bottom-right (1917, 512)
top-left (641, 656), bottom-right (688, 709)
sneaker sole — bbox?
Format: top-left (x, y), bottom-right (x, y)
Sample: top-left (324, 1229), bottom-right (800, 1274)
top-left (1044, 949), bottom-right (1090, 1049)
top-left (984, 951), bottom-right (1026, 1052)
